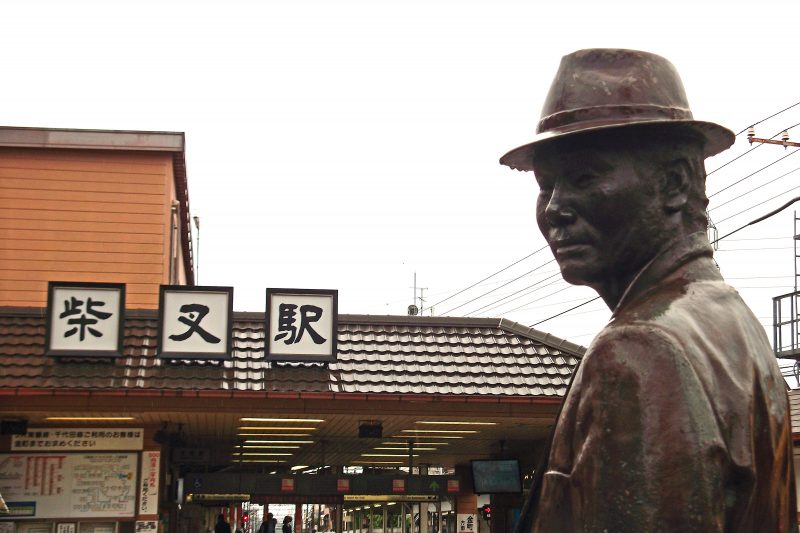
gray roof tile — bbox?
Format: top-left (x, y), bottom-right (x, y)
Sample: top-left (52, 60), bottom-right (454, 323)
top-left (0, 310), bottom-right (583, 398)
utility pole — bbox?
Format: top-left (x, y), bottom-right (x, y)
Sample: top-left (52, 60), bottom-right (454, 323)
top-left (747, 127), bottom-right (800, 149)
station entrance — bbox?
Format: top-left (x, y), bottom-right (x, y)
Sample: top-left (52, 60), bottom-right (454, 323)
top-left (181, 494), bottom-right (462, 533)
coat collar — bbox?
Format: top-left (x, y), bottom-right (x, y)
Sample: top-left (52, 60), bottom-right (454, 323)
top-left (612, 231), bottom-right (717, 316)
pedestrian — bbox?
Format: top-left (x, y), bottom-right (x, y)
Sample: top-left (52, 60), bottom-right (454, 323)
top-left (258, 513), bottom-right (275, 533)
top-left (215, 514), bottom-right (232, 533)
top-left (282, 516), bottom-right (292, 533)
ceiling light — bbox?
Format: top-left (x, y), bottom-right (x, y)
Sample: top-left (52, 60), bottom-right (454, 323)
top-left (44, 417), bottom-right (136, 421)
top-left (351, 461), bottom-right (403, 465)
top-left (290, 465), bottom-right (309, 471)
top-left (401, 429), bottom-right (477, 434)
top-left (244, 440), bottom-right (314, 444)
top-left (236, 444), bottom-right (300, 449)
top-left (240, 418), bottom-right (325, 423)
top-left (238, 427), bottom-right (318, 431)
top-left (233, 452), bottom-right (294, 456)
top-left (361, 454), bottom-right (419, 457)
top-left (415, 421), bottom-right (497, 425)
top-left (237, 459), bottom-right (286, 463)
top-left (373, 446), bottom-right (438, 452)
top-left (382, 441), bottom-right (449, 446)
top-left (237, 433), bottom-right (312, 437)
top-left (391, 435), bottom-right (463, 439)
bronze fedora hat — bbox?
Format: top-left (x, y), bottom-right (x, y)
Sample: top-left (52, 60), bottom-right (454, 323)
top-left (499, 48), bottom-right (735, 171)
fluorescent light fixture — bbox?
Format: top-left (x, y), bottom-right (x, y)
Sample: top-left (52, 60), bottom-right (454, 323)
top-left (237, 433), bottom-right (312, 437)
top-left (391, 435), bottom-right (463, 439)
top-left (401, 429), bottom-right (477, 434)
top-left (415, 421), bottom-right (497, 425)
top-left (233, 452), bottom-right (294, 456)
top-left (373, 446), bottom-right (438, 452)
top-left (361, 454), bottom-right (419, 457)
top-left (238, 427), bottom-right (318, 431)
top-left (241, 444), bottom-right (300, 450)
top-left (290, 465), bottom-right (309, 471)
top-left (382, 441), bottom-right (449, 446)
top-left (244, 440), bottom-right (314, 444)
top-left (237, 459), bottom-right (286, 463)
top-left (240, 418), bottom-right (325, 423)
top-left (387, 503), bottom-right (397, 506)
top-left (44, 417), bottom-right (136, 421)
top-left (351, 460), bottom-right (403, 465)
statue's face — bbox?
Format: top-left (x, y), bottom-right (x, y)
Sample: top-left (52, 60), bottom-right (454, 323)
top-left (532, 140), bottom-right (668, 290)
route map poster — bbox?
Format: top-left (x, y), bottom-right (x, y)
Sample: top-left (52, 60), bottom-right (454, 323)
top-left (0, 453), bottom-right (137, 518)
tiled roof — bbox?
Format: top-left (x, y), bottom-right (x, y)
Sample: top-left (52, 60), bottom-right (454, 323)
top-left (0, 308), bottom-right (583, 398)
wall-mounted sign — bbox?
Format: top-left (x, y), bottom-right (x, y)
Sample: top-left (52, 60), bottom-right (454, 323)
top-left (138, 451), bottom-right (161, 515)
top-left (392, 479), bottom-right (405, 493)
top-left (281, 478), bottom-right (295, 492)
top-left (135, 522), bottom-right (158, 533)
top-left (57, 524), bottom-right (77, 533)
top-left (266, 288), bottom-right (337, 362)
top-left (11, 428), bottom-right (143, 451)
top-left (45, 282), bottom-right (125, 357)
top-left (0, 453), bottom-right (137, 519)
top-left (158, 285), bottom-right (233, 359)
top-left (457, 514), bottom-right (476, 533)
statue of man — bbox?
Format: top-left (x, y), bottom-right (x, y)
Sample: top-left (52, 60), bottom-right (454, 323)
top-left (501, 49), bottom-right (797, 532)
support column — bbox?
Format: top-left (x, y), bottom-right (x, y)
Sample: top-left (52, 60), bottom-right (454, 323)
top-left (296, 504), bottom-right (303, 533)
top-left (456, 494), bottom-right (477, 533)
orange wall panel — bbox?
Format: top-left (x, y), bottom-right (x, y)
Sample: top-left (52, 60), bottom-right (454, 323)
top-left (0, 148), bottom-right (174, 309)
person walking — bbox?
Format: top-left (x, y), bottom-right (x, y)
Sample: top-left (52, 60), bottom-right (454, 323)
top-left (282, 516), bottom-right (292, 533)
top-left (258, 513), bottom-right (275, 533)
top-left (215, 514), bottom-right (232, 533)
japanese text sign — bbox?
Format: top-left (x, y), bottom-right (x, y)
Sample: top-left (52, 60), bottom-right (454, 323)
top-left (266, 288), bottom-right (337, 362)
top-left (457, 514), bottom-right (476, 533)
top-left (45, 282), bottom-right (125, 357)
top-left (138, 451), bottom-right (160, 515)
top-left (158, 285), bottom-right (233, 359)
top-left (11, 428), bottom-right (144, 451)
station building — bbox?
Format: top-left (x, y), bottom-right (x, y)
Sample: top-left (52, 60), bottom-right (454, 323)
top-left (0, 126), bottom-right (584, 533)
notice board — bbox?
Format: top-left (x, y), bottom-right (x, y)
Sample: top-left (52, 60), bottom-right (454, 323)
top-left (0, 453), bottom-right (137, 519)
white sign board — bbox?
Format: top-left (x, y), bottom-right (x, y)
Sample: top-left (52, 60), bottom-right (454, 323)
top-left (266, 288), bottom-right (337, 362)
top-left (138, 451), bottom-right (160, 515)
top-left (12, 428), bottom-right (143, 451)
top-left (135, 522), bottom-right (158, 533)
top-left (56, 525), bottom-right (77, 533)
top-left (457, 514), bottom-right (476, 533)
top-left (158, 286), bottom-right (233, 359)
top-left (0, 453), bottom-right (137, 519)
top-left (46, 282), bottom-right (125, 356)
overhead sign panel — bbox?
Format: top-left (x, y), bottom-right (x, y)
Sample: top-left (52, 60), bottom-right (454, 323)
top-left (266, 288), bottom-right (338, 362)
top-left (157, 285), bottom-right (234, 359)
top-left (45, 282), bottom-right (125, 357)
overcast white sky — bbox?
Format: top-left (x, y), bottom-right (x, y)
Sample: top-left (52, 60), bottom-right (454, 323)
top-left (4, 0), bottom-right (800, 379)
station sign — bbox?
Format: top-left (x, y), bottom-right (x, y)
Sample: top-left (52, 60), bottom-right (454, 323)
top-left (45, 282), bottom-right (125, 357)
top-left (344, 495), bottom-right (438, 502)
top-left (43, 283), bottom-right (338, 362)
top-left (266, 288), bottom-right (338, 363)
top-left (157, 285), bottom-right (234, 359)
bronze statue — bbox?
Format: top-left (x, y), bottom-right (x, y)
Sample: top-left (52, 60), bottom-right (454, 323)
top-left (501, 49), bottom-right (797, 532)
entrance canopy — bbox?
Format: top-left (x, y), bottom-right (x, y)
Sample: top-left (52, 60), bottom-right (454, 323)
top-left (0, 310), bottom-right (583, 471)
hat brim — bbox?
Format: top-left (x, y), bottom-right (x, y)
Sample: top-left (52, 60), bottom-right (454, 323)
top-left (499, 119), bottom-right (735, 172)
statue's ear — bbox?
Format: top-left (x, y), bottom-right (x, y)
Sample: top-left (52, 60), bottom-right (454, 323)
top-left (661, 158), bottom-right (691, 213)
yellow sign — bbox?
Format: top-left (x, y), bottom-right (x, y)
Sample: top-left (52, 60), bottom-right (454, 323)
top-left (186, 493), bottom-right (250, 502)
top-left (344, 495), bottom-right (438, 502)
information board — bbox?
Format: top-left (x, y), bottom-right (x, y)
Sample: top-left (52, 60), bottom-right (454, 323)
top-left (0, 453), bottom-right (137, 519)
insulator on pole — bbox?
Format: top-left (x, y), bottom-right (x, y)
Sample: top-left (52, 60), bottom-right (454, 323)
top-left (747, 126), bottom-right (755, 143)
top-left (782, 130), bottom-right (790, 142)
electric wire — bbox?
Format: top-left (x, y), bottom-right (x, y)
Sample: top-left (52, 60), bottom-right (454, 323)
top-left (463, 272), bottom-right (562, 316)
top-left (708, 167), bottom-right (800, 213)
top-left (735, 101), bottom-right (800, 136)
top-left (708, 148), bottom-right (799, 199)
top-left (440, 259), bottom-right (553, 315)
top-left (707, 122), bottom-right (800, 177)
top-left (427, 245), bottom-right (550, 310)
top-left (715, 183), bottom-right (800, 225)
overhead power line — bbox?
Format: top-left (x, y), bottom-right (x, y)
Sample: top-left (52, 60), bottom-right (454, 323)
top-left (735, 101), bottom-right (800, 136)
top-left (427, 245), bottom-right (550, 310)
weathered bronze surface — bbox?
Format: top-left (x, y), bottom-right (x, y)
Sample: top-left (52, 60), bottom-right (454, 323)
top-left (502, 49), bottom-right (798, 532)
